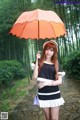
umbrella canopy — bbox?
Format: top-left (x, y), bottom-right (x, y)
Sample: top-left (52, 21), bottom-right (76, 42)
top-left (10, 9), bottom-right (66, 39)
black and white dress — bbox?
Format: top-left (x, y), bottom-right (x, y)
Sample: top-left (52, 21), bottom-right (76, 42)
top-left (37, 62), bottom-right (65, 108)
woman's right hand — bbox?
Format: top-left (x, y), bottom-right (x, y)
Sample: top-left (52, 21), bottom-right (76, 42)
top-left (36, 51), bottom-right (41, 60)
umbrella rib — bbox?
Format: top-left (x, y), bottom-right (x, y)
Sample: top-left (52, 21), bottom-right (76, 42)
top-left (49, 22), bottom-right (57, 38)
top-left (20, 22), bottom-right (28, 39)
top-left (20, 21), bottom-right (40, 39)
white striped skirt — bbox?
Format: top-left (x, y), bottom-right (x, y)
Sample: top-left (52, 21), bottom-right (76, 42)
top-left (38, 89), bottom-right (65, 108)
top-left (37, 77), bottom-right (65, 108)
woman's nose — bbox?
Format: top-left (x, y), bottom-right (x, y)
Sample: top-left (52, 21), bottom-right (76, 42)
top-left (47, 50), bottom-right (51, 53)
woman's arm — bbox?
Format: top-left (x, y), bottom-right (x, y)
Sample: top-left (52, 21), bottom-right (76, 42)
top-left (37, 75), bottom-right (62, 88)
top-left (52, 74), bottom-right (62, 86)
top-left (55, 60), bottom-right (59, 80)
top-left (32, 51), bottom-right (41, 80)
top-left (32, 59), bottom-right (38, 80)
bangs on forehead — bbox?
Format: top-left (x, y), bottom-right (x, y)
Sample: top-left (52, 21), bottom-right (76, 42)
top-left (45, 43), bottom-right (56, 50)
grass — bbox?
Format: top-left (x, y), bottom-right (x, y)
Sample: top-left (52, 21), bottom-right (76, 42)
top-left (0, 77), bottom-right (29, 112)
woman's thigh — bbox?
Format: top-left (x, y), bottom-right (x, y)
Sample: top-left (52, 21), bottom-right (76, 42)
top-left (43, 108), bottom-right (51, 120)
top-left (51, 107), bottom-right (59, 120)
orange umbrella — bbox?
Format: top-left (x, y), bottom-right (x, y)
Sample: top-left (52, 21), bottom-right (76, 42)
top-left (10, 9), bottom-right (66, 39)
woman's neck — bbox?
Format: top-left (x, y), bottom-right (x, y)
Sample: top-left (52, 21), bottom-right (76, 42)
top-left (45, 58), bottom-right (52, 63)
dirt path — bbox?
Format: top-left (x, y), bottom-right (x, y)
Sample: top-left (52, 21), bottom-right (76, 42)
top-left (8, 78), bottom-right (80, 120)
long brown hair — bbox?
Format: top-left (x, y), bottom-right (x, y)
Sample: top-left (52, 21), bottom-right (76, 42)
top-left (38, 42), bottom-right (58, 79)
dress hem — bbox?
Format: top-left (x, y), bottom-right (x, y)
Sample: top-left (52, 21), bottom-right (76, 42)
top-left (39, 97), bottom-right (65, 108)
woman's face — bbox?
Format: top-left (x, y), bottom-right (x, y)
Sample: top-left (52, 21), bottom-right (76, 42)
top-left (45, 48), bottom-right (54, 59)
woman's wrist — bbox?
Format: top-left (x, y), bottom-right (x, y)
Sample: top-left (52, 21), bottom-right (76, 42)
top-left (36, 59), bottom-right (38, 63)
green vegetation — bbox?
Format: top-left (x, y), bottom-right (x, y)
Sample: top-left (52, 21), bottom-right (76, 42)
top-left (0, 77), bottom-right (29, 112)
top-left (0, 60), bottom-right (26, 86)
top-left (62, 50), bottom-right (80, 80)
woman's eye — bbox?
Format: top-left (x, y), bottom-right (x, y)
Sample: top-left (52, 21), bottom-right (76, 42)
top-left (50, 49), bottom-right (54, 51)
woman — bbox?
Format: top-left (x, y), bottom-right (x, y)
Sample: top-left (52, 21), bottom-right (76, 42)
top-left (33, 40), bottom-right (65, 120)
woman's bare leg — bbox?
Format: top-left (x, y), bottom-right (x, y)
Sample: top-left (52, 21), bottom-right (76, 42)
top-left (43, 108), bottom-right (51, 120)
top-left (51, 107), bottom-right (59, 120)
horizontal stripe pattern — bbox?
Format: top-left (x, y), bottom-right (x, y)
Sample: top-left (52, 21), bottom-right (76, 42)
top-left (38, 85), bottom-right (59, 93)
top-left (38, 92), bottom-right (61, 100)
top-left (38, 90), bottom-right (60, 95)
top-left (38, 85), bottom-right (61, 100)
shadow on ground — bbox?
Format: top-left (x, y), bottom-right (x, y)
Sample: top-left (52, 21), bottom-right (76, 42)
top-left (8, 79), bottom-right (80, 120)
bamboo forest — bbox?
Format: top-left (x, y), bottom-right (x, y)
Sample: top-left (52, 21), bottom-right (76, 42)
top-left (0, 0), bottom-right (80, 120)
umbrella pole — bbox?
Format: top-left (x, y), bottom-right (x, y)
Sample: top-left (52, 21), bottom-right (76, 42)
top-left (38, 20), bottom-right (39, 39)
